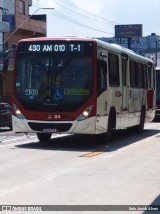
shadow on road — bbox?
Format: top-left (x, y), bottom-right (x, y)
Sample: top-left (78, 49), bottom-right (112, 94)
top-left (15, 127), bottom-right (160, 153)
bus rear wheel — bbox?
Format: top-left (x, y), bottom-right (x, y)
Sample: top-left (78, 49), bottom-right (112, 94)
top-left (136, 108), bottom-right (145, 133)
top-left (129, 108), bottom-right (145, 133)
top-left (37, 133), bottom-right (52, 142)
top-left (101, 109), bottom-right (116, 142)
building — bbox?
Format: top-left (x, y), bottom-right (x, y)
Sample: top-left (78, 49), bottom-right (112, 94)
top-left (0, 0), bottom-right (46, 53)
top-left (98, 33), bottom-right (160, 61)
top-left (0, 0), bottom-right (47, 103)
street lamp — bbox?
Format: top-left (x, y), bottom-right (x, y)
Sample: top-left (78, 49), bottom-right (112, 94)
top-left (4, 7), bottom-right (54, 42)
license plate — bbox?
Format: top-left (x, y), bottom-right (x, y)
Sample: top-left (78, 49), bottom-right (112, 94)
top-left (43, 128), bottom-right (58, 133)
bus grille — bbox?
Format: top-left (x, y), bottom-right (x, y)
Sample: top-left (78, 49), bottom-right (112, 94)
top-left (28, 122), bottom-right (72, 132)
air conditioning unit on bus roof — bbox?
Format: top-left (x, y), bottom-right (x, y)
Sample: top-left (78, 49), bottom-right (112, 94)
top-left (28, 0), bottom-right (32, 6)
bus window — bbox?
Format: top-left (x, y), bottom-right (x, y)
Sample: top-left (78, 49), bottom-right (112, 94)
top-left (108, 53), bottom-right (119, 87)
top-left (153, 67), bottom-right (155, 89)
top-left (130, 60), bottom-right (138, 88)
top-left (156, 69), bottom-right (160, 104)
top-left (148, 66), bottom-right (152, 88)
top-left (137, 62), bottom-right (143, 88)
top-left (142, 64), bottom-right (148, 88)
top-left (121, 55), bottom-right (128, 86)
top-left (98, 54), bottom-right (107, 94)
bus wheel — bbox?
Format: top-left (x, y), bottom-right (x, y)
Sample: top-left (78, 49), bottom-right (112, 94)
top-left (37, 133), bottom-right (52, 142)
top-left (9, 124), bottom-right (13, 130)
top-left (137, 108), bottom-right (145, 133)
top-left (102, 110), bottom-right (115, 142)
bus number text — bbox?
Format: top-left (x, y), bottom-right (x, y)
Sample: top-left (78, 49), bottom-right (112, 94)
top-left (25, 89), bottom-right (38, 96)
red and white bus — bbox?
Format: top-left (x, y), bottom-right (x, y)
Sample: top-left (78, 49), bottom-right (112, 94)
top-left (155, 66), bottom-right (160, 118)
top-left (5, 37), bottom-right (156, 142)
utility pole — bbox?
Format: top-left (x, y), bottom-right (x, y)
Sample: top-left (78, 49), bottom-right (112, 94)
top-left (127, 37), bottom-right (132, 50)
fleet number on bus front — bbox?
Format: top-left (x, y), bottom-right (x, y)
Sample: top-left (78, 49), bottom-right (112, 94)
top-left (28, 44), bottom-right (82, 52)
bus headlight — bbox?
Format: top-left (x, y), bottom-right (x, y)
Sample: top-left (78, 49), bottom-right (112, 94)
top-left (13, 104), bottom-right (26, 119)
top-left (83, 111), bottom-right (89, 117)
top-left (76, 105), bottom-right (93, 121)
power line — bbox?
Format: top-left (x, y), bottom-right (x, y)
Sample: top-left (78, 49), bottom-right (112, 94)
top-left (60, 0), bottom-right (119, 25)
top-left (53, 10), bottom-right (114, 35)
top-left (46, 0), bottom-right (118, 25)
top-left (33, 0), bottom-right (115, 35)
top-left (35, 0), bottom-right (118, 25)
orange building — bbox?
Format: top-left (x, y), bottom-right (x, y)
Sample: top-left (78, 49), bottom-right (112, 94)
top-left (0, 0), bottom-right (47, 103)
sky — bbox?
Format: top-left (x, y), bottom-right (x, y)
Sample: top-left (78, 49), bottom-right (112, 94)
top-left (30, 0), bottom-right (160, 38)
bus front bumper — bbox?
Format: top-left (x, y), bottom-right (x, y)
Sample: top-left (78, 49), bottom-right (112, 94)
top-left (12, 115), bottom-right (97, 135)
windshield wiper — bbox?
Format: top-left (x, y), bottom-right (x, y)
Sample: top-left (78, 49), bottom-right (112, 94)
top-left (49, 56), bottom-right (73, 92)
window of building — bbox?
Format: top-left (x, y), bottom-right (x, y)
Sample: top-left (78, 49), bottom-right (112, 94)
top-left (19, 0), bottom-right (25, 15)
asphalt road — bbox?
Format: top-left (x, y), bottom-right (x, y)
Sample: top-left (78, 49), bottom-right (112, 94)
top-left (0, 122), bottom-right (160, 214)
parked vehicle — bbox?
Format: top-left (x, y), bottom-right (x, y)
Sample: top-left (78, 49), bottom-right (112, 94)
top-left (0, 102), bottom-right (12, 129)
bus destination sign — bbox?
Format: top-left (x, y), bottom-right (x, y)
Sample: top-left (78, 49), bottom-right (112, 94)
top-left (18, 42), bottom-right (94, 53)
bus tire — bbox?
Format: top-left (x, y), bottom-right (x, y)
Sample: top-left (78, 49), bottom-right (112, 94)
top-left (37, 133), bottom-right (52, 142)
top-left (102, 109), bottom-right (116, 142)
top-left (136, 108), bottom-right (145, 133)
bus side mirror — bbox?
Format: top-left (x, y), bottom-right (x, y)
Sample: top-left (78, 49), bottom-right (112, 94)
top-left (2, 48), bottom-right (16, 73)
top-left (2, 58), bottom-right (9, 73)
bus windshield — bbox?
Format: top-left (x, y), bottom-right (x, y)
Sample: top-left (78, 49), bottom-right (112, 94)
top-left (15, 41), bottom-right (94, 111)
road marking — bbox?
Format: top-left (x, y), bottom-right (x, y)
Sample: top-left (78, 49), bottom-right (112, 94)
top-left (80, 150), bottom-right (106, 157)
